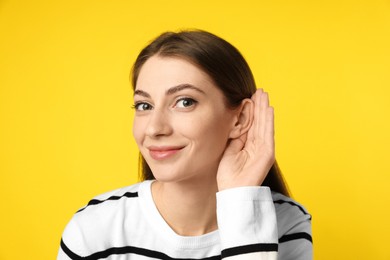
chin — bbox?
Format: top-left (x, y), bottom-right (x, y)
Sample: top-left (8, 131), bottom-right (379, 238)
top-left (151, 168), bottom-right (200, 185)
top-left (148, 165), bottom-right (182, 182)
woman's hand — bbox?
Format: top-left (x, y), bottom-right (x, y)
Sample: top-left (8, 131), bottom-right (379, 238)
top-left (217, 89), bottom-right (275, 191)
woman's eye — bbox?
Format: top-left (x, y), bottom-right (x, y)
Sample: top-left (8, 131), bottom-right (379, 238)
top-left (134, 102), bottom-right (153, 111)
top-left (175, 98), bottom-right (197, 108)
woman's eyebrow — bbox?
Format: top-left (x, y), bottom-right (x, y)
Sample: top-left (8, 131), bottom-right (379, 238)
top-left (134, 89), bottom-right (151, 98)
top-left (166, 84), bottom-right (205, 95)
top-left (134, 84), bottom-right (205, 98)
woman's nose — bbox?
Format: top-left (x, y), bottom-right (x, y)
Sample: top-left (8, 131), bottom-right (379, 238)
top-left (145, 109), bottom-right (173, 138)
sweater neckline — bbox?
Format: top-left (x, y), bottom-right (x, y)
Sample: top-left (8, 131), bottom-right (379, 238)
top-left (138, 180), bottom-right (220, 249)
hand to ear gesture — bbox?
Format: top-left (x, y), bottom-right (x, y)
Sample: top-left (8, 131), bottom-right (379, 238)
top-left (217, 89), bottom-right (275, 191)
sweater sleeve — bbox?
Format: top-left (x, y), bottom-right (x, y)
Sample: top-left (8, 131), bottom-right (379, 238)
top-left (216, 186), bottom-right (278, 260)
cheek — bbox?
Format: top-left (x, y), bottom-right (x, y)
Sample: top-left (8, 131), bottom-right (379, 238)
top-left (177, 113), bottom-right (232, 148)
top-left (132, 118), bottom-right (144, 146)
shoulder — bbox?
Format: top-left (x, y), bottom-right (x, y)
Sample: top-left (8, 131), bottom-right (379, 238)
top-left (76, 182), bottom-right (142, 213)
top-left (60, 182), bottom-right (146, 257)
top-left (271, 192), bottom-right (311, 224)
top-left (272, 192), bottom-right (312, 239)
top-left (271, 192), bottom-right (313, 258)
top-left (70, 181), bottom-right (145, 226)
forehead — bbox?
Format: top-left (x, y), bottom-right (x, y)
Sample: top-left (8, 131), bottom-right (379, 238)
top-left (135, 56), bottom-right (215, 91)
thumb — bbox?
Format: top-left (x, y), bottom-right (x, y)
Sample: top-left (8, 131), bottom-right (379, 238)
top-left (223, 133), bottom-right (247, 156)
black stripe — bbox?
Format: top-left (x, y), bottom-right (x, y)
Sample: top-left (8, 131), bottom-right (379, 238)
top-left (279, 232), bottom-right (313, 244)
top-left (67, 245), bottom-right (220, 260)
top-left (273, 199), bottom-right (312, 219)
top-left (221, 243), bottom-right (278, 259)
top-left (77, 192), bottom-right (138, 213)
top-left (86, 246), bottom-right (220, 260)
top-left (61, 239), bottom-right (220, 260)
top-left (61, 239), bottom-right (83, 260)
top-left (61, 239), bottom-right (278, 260)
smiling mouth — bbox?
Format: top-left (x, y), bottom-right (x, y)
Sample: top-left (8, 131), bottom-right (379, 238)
top-left (148, 146), bottom-right (184, 160)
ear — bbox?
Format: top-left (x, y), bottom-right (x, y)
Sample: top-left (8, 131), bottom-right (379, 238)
top-left (229, 98), bottom-right (254, 139)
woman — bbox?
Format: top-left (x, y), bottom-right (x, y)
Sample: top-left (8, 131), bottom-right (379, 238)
top-left (58, 30), bottom-right (312, 260)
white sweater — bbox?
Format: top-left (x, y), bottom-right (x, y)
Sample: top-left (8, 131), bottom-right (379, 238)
top-left (58, 181), bottom-right (312, 260)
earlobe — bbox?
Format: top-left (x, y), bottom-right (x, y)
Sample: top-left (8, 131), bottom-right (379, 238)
top-left (229, 98), bottom-right (254, 139)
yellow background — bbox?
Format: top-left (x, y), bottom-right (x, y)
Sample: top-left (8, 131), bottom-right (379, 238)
top-left (1, 0), bottom-right (389, 259)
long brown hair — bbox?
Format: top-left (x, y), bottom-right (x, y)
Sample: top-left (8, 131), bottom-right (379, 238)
top-left (131, 30), bottom-right (290, 197)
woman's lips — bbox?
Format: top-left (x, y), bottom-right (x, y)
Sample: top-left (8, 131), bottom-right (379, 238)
top-left (148, 146), bottom-right (184, 160)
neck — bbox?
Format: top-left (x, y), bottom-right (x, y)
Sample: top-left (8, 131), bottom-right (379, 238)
top-left (151, 175), bottom-right (218, 236)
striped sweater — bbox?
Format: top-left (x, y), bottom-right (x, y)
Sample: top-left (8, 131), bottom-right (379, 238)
top-left (58, 180), bottom-right (312, 260)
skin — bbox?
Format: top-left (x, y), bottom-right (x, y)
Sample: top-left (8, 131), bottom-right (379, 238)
top-left (133, 55), bottom-right (275, 236)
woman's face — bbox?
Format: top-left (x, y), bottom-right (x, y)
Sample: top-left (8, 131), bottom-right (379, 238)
top-left (133, 55), bottom-right (238, 183)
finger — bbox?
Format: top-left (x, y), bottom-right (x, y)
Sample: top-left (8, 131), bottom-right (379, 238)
top-left (250, 89), bottom-right (269, 144)
top-left (259, 91), bottom-right (269, 143)
top-left (265, 106), bottom-right (275, 151)
top-left (248, 89), bottom-right (263, 142)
